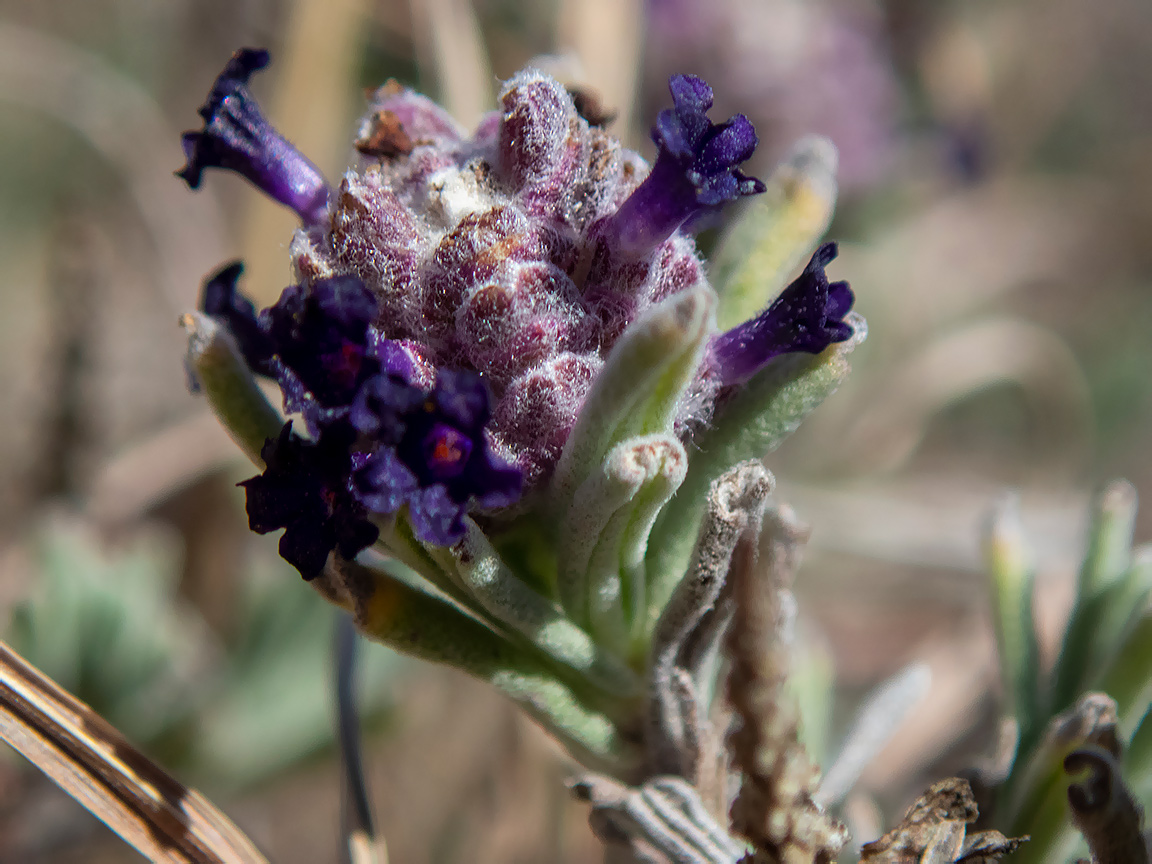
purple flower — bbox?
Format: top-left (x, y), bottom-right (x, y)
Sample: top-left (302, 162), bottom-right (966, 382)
top-left (349, 371), bottom-right (425, 441)
top-left (603, 74), bottom-right (766, 256)
top-left (711, 242), bottom-right (854, 386)
top-left (262, 275), bottom-right (381, 411)
top-left (199, 260), bottom-right (275, 374)
top-left (186, 57), bottom-right (850, 575)
top-left (202, 266), bottom-right (422, 424)
top-left (240, 422), bottom-right (379, 580)
top-left (177, 48), bottom-right (330, 226)
top-left (199, 257), bottom-right (523, 561)
top-left (354, 369), bottom-right (522, 545)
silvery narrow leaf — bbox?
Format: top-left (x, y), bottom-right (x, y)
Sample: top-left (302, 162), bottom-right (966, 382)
top-left (429, 517), bottom-right (641, 697)
top-left (1054, 482), bottom-right (1138, 711)
top-left (819, 662), bottom-right (932, 806)
top-left (712, 136), bottom-right (840, 331)
top-left (983, 493), bottom-right (1041, 741)
top-left (646, 318), bottom-right (863, 611)
top-left (559, 434), bottom-right (687, 656)
top-left (336, 558), bottom-right (637, 772)
top-left (549, 285), bottom-right (714, 520)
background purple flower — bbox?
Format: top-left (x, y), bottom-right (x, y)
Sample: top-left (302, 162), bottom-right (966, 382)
top-left (645, 0), bottom-right (899, 190)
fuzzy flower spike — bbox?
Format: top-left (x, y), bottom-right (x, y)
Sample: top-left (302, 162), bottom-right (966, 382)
top-left (183, 48), bottom-right (864, 800)
top-left (604, 74), bottom-right (766, 256)
top-left (177, 47), bottom-right (331, 225)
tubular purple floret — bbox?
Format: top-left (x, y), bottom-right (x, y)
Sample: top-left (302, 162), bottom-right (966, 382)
top-left (711, 242), bottom-right (855, 387)
top-left (600, 74), bottom-right (766, 257)
top-left (352, 369), bottom-right (523, 545)
top-left (177, 47), bottom-right (332, 226)
top-left (240, 421), bottom-right (379, 580)
top-left (199, 260), bottom-right (276, 375)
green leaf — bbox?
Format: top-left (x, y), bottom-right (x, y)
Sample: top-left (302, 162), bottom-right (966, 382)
top-left (1052, 481), bottom-right (1138, 713)
top-left (1123, 703), bottom-right (1152, 804)
top-left (548, 285), bottom-right (714, 521)
top-left (349, 560), bottom-right (638, 774)
top-left (984, 494), bottom-right (1042, 745)
top-left (557, 435), bottom-right (686, 651)
top-left (424, 518), bottom-right (642, 699)
top-left (183, 312), bottom-right (283, 467)
top-left (8, 518), bottom-right (206, 751)
top-left (194, 579), bottom-right (400, 787)
top-left (580, 437), bottom-right (686, 657)
top-left (1097, 605), bottom-right (1152, 738)
top-left (1080, 547), bottom-right (1152, 697)
top-left (1001, 694), bottom-right (1119, 864)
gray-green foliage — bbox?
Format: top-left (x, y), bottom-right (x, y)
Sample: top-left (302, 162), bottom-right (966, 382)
top-left (7, 515), bottom-right (402, 788)
top-left (984, 482), bottom-right (1152, 864)
top-left (9, 517), bottom-right (208, 751)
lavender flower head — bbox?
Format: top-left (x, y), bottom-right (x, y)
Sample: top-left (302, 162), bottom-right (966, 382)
top-left (182, 48), bottom-right (863, 781)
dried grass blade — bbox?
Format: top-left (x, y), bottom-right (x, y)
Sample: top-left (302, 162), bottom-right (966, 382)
top-left (408, 0), bottom-right (493, 130)
top-left (556, 0), bottom-right (643, 143)
top-left (0, 640), bottom-right (267, 864)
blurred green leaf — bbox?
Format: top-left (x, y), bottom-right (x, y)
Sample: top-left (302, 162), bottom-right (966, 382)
top-left (984, 494), bottom-right (1041, 746)
top-left (1099, 611), bottom-right (1152, 737)
top-left (8, 516), bottom-right (207, 754)
top-left (1052, 482), bottom-right (1138, 714)
top-left (7, 513), bottom-right (406, 790)
top-left (193, 563), bottom-right (402, 787)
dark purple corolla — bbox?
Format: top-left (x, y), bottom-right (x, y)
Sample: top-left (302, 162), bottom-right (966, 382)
top-left (200, 260), bottom-right (276, 375)
top-left (353, 369), bottom-right (522, 545)
top-left (240, 422), bottom-right (378, 580)
top-left (603, 74), bottom-right (766, 256)
top-left (177, 48), bottom-right (331, 226)
top-left (262, 275), bottom-right (382, 414)
top-left (711, 242), bottom-right (855, 386)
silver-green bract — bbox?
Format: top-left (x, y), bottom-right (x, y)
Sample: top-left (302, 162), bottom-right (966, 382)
top-left (185, 139), bottom-right (861, 781)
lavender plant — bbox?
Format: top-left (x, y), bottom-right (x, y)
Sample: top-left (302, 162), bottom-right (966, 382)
top-left (0, 30), bottom-right (1146, 864)
top-left (167, 43), bottom-right (1152, 864)
top-left (178, 46), bottom-right (863, 858)
top-left (181, 46), bottom-right (851, 758)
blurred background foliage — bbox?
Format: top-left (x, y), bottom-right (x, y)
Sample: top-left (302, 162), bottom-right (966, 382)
top-left (0, 0), bottom-right (1150, 860)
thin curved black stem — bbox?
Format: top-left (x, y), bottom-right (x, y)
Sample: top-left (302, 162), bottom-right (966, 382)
top-left (335, 611), bottom-right (382, 864)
